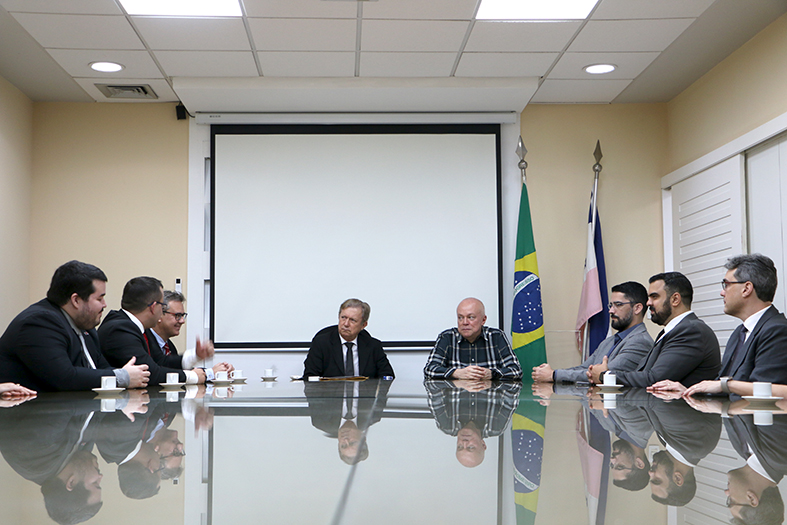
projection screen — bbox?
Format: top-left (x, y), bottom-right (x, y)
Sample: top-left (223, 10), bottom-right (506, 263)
top-left (211, 124), bottom-right (502, 348)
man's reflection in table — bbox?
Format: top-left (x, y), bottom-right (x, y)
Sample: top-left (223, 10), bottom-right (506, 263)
top-left (424, 379), bottom-right (520, 468)
top-left (725, 413), bottom-right (787, 525)
top-left (304, 379), bottom-right (391, 465)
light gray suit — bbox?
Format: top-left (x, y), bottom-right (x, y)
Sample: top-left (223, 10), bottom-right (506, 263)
top-left (554, 323), bottom-right (653, 383)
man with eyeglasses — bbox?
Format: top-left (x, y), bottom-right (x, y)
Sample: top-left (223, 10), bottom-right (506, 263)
top-left (653, 254), bottom-right (787, 397)
top-left (590, 272), bottom-right (720, 388)
top-left (150, 290), bottom-right (232, 382)
top-left (99, 277), bottom-right (214, 385)
top-left (532, 281), bottom-right (652, 384)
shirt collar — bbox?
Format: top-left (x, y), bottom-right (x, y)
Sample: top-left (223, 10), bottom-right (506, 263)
top-left (150, 328), bottom-right (166, 348)
top-left (457, 326), bottom-right (488, 343)
top-left (663, 310), bottom-right (693, 336)
top-left (122, 309), bottom-right (146, 334)
top-left (60, 308), bottom-right (83, 335)
top-left (614, 322), bottom-right (640, 340)
top-left (743, 305), bottom-right (771, 333)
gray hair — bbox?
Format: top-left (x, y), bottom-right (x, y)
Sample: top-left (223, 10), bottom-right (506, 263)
top-left (339, 299), bottom-right (370, 323)
top-left (725, 253), bottom-right (778, 302)
top-left (162, 290), bottom-right (186, 308)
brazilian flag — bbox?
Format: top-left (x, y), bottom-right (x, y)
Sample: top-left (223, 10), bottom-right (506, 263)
top-left (512, 176), bottom-right (546, 373)
top-left (512, 391), bottom-right (547, 525)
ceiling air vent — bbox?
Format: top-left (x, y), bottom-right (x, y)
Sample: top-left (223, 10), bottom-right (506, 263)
top-left (95, 84), bottom-right (158, 100)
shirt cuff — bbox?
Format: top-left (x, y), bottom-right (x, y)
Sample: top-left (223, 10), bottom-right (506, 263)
top-left (203, 367), bottom-right (215, 382)
top-left (182, 348), bottom-right (198, 369)
top-left (113, 368), bottom-right (130, 388)
top-left (184, 369), bottom-right (200, 385)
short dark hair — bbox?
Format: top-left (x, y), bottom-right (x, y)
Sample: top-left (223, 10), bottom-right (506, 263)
top-left (649, 272), bottom-right (693, 307)
top-left (117, 461), bottom-right (161, 500)
top-left (46, 261), bottom-right (107, 307)
top-left (611, 281), bottom-right (648, 310)
top-left (611, 440), bottom-right (650, 491)
top-left (162, 290), bottom-right (185, 308)
top-left (731, 486), bottom-right (784, 525)
top-left (649, 450), bottom-right (696, 506)
top-left (726, 254), bottom-right (778, 303)
top-left (120, 277), bottom-right (163, 313)
top-left (40, 477), bottom-right (103, 525)
top-left (339, 299), bottom-right (371, 324)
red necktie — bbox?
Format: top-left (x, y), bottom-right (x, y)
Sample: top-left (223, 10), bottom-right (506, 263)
top-left (143, 333), bottom-right (151, 355)
top-left (163, 341), bottom-right (171, 356)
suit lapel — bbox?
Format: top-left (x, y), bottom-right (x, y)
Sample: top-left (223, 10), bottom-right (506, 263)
top-left (728, 306), bottom-right (775, 376)
top-left (357, 333), bottom-right (369, 376)
top-left (332, 330), bottom-right (346, 374)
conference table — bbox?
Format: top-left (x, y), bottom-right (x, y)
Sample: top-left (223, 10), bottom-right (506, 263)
top-left (1, 377), bottom-right (786, 525)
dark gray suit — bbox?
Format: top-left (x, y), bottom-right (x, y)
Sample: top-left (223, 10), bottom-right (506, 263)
top-left (554, 323), bottom-right (652, 383)
top-left (615, 313), bottom-right (720, 388)
top-left (719, 305), bottom-right (787, 384)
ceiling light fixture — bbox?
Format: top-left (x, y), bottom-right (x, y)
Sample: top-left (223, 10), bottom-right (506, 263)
top-left (476, 0), bottom-right (599, 20)
top-left (118, 0), bottom-right (242, 17)
top-left (90, 61), bottom-right (124, 73)
top-left (584, 64), bottom-right (616, 74)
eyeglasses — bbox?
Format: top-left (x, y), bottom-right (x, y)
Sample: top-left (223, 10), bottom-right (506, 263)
top-left (164, 310), bottom-right (188, 321)
top-left (608, 301), bottom-right (635, 309)
top-left (721, 280), bottom-right (748, 290)
top-left (148, 301), bottom-right (165, 309)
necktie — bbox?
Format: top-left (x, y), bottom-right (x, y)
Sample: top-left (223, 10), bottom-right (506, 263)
top-left (722, 325), bottom-right (749, 376)
top-left (606, 333), bottom-right (623, 356)
top-left (344, 342), bottom-right (354, 376)
top-left (163, 341), bottom-right (171, 356)
top-left (143, 332), bottom-right (151, 355)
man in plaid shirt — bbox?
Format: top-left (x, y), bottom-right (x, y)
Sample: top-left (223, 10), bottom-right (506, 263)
top-left (424, 298), bottom-right (522, 381)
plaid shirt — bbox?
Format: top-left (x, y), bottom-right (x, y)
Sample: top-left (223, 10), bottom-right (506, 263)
top-left (424, 380), bottom-right (521, 437)
top-left (423, 326), bottom-right (523, 380)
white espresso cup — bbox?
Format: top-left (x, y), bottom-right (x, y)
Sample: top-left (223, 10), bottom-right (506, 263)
top-left (215, 371), bottom-right (229, 382)
top-left (753, 382), bottom-right (773, 398)
top-left (166, 390), bottom-right (179, 403)
top-left (101, 376), bottom-right (117, 390)
top-left (230, 369), bottom-right (243, 379)
top-left (603, 393), bottom-right (617, 409)
top-left (100, 397), bottom-right (116, 412)
top-left (264, 368), bottom-right (274, 378)
top-left (166, 372), bottom-right (179, 384)
top-left (754, 411), bottom-right (774, 426)
top-left (603, 372), bottom-right (617, 386)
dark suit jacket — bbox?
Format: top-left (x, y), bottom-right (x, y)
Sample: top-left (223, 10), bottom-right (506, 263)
top-left (615, 313), bottom-right (720, 388)
top-left (98, 310), bottom-right (185, 385)
top-left (303, 325), bottom-right (394, 378)
top-left (725, 414), bottom-right (787, 483)
top-left (720, 305), bottom-right (787, 383)
top-left (640, 397), bottom-right (721, 465)
top-left (304, 379), bottom-right (391, 436)
top-left (0, 299), bottom-right (116, 391)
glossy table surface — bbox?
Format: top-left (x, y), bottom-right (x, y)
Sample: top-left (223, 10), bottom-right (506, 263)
top-left (1, 378), bottom-right (787, 525)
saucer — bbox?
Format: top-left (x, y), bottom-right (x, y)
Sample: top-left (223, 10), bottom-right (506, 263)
top-left (231, 377), bottom-right (248, 383)
top-left (596, 384), bottom-right (623, 390)
top-left (742, 395), bottom-right (782, 402)
top-left (92, 387), bottom-right (124, 394)
top-left (261, 376), bottom-right (277, 381)
top-left (160, 382), bottom-right (185, 388)
top-left (211, 379), bottom-right (233, 386)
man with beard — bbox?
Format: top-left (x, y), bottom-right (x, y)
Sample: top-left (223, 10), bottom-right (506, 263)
top-left (532, 281), bottom-right (652, 383)
top-left (610, 439), bottom-right (651, 491)
top-left (589, 272), bottom-right (720, 388)
top-left (0, 260), bottom-right (149, 391)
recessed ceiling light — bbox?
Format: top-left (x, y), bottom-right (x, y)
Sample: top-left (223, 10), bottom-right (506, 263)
top-left (584, 64), bottom-right (616, 74)
top-left (118, 0), bottom-right (242, 17)
top-left (476, 0), bottom-right (599, 20)
top-left (90, 61), bottom-right (124, 73)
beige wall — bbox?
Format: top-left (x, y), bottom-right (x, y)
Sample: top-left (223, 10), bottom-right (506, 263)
top-left (521, 103), bottom-right (667, 367)
top-left (29, 102), bottom-right (189, 346)
top-left (0, 75), bottom-right (32, 328)
top-left (667, 11), bottom-right (787, 172)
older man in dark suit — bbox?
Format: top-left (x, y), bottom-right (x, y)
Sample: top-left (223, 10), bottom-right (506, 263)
top-left (0, 261), bottom-right (149, 391)
top-left (303, 298), bottom-right (394, 379)
top-left (590, 272), bottom-right (720, 388)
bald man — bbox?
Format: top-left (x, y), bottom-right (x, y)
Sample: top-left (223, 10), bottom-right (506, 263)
top-left (424, 298), bottom-right (522, 381)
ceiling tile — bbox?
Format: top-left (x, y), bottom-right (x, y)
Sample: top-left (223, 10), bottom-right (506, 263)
top-left (74, 77), bottom-right (178, 102)
top-left (592, 0), bottom-right (715, 20)
top-left (359, 52), bottom-right (456, 77)
top-left (46, 49), bottom-right (162, 78)
top-left (0, 0), bottom-right (122, 14)
top-left (361, 20), bottom-right (469, 52)
top-left (257, 51), bottom-right (355, 77)
top-left (465, 21), bottom-right (582, 53)
top-left (132, 17), bottom-right (251, 51)
top-left (569, 19), bottom-right (694, 52)
top-left (11, 13), bottom-right (143, 49)
top-left (530, 78), bottom-right (631, 103)
top-left (361, 0), bottom-right (478, 20)
top-left (155, 51), bottom-right (259, 77)
top-left (455, 52), bottom-right (558, 77)
top-left (249, 18), bottom-right (356, 52)
top-left (548, 52), bottom-right (659, 79)
top-left (243, 0), bottom-right (357, 18)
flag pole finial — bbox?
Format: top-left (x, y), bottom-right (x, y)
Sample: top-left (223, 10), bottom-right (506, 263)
top-left (593, 140), bottom-right (603, 174)
top-left (516, 136), bottom-right (528, 183)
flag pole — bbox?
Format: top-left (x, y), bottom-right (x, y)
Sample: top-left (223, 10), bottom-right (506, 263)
top-left (583, 141), bottom-right (603, 360)
top-left (516, 136), bottom-right (528, 183)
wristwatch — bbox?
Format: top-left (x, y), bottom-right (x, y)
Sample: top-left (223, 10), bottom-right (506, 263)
top-left (720, 376), bottom-right (732, 394)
